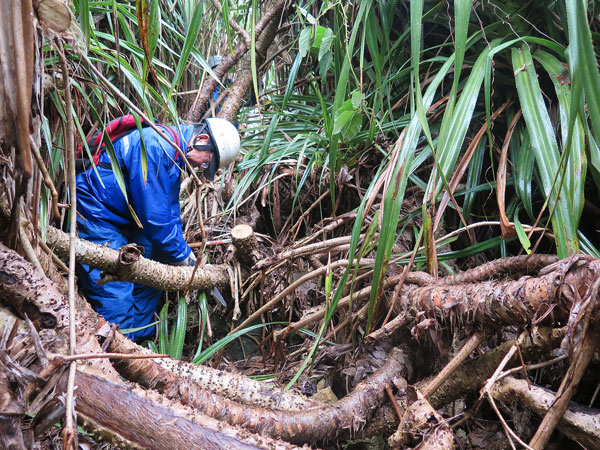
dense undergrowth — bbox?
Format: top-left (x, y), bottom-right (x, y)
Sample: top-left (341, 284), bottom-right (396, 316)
top-left (3, 0), bottom-right (600, 447)
top-left (32, 0), bottom-right (600, 379)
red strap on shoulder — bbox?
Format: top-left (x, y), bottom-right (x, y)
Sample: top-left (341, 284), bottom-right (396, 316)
top-left (158, 125), bottom-right (182, 162)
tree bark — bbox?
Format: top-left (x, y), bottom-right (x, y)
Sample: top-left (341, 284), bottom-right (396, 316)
top-left (403, 254), bottom-right (596, 329)
top-left (110, 332), bottom-right (407, 444)
top-left (491, 376), bottom-right (600, 450)
top-left (186, 0), bottom-right (289, 122)
top-left (58, 368), bottom-right (308, 450)
top-left (110, 332), bottom-right (320, 411)
top-left (218, 2), bottom-right (284, 121)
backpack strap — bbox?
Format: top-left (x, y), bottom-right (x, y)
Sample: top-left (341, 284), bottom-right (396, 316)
top-left (76, 117), bottom-right (185, 173)
top-left (156, 125), bottom-right (183, 161)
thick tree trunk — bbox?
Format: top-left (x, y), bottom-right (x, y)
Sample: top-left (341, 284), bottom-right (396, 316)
top-left (110, 332), bottom-right (407, 443)
top-left (57, 369), bottom-right (307, 450)
top-left (186, 0), bottom-right (289, 122)
top-left (218, 2), bottom-right (284, 121)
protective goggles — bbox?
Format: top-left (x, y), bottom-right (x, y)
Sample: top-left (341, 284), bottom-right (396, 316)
top-left (189, 122), bottom-right (216, 152)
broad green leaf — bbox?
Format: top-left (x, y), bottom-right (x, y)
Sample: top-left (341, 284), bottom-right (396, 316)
top-left (312, 26), bottom-right (328, 50)
top-left (299, 27), bottom-right (312, 58)
top-left (318, 28), bottom-right (334, 61)
top-left (332, 110), bottom-right (355, 135)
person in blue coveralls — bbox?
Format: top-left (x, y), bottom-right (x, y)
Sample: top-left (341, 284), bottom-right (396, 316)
top-left (76, 118), bottom-right (241, 340)
top-left (208, 55), bottom-right (224, 114)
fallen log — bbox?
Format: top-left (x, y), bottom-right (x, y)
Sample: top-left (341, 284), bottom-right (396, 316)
top-left (2, 241), bottom-right (320, 413)
top-left (45, 226), bottom-right (230, 291)
top-left (0, 245), bottom-right (313, 448)
top-left (491, 376), bottom-right (600, 450)
top-left (1, 239), bottom-right (405, 445)
top-left (61, 368), bottom-right (310, 450)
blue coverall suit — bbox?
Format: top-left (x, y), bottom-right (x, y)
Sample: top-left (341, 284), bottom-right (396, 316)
top-left (76, 124), bottom-right (196, 340)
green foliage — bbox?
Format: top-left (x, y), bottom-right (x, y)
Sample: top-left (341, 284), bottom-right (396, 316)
top-left (41, 0), bottom-right (600, 382)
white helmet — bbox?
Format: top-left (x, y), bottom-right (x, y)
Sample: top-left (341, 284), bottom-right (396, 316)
top-left (204, 118), bottom-right (241, 179)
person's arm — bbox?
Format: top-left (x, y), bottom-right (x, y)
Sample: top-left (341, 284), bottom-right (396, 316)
top-left (124, 129), bottom-right (192, 264)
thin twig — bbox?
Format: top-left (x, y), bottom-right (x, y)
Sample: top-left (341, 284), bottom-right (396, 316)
top-left (498, 354), bottom-right (568, 380)
top-left (30, 135), bottom-right (60, 218)
top-left (421, 333), bottom-right (484, 398)
top-left (18, 226), bottom-right (44, 274)
top-left (385, 385), bottom-right (403, 421)
top-left (229, 259), bottom-right (351, 337)
top-left (486, 392), bottom-right (533, 450)
top-left (56, 39), bottom-right (77, 450)
top-left (208, 0), bottom-right (251, 48)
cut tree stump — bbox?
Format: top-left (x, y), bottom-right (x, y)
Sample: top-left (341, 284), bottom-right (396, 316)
top-left (231, 224), bottom-right (260, 267)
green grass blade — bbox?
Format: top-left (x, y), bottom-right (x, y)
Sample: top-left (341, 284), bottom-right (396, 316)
top-left (193, 322), bottom-right (287, 365)
top-left (168, 295), bottom-right (187, 360)
top-left (158, 301), bottom-right (169, 354)
top-left (511, 44), bottom-right (578, 257)
top-left (534, 50), bottom-right (586, 228)
top-left (566, 0), bottom-right (600, 148)
top-left (192, 291), bottom-right (208, 362)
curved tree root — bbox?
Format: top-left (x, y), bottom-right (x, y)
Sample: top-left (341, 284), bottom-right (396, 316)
top-left (110, 333), bottom-right (407, 444)
top-left (109, 332), bottom-right (320, 412)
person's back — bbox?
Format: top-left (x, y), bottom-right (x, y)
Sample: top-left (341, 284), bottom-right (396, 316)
top-left (75, 118), bottom-right (241, 340)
